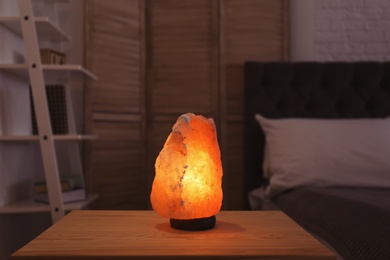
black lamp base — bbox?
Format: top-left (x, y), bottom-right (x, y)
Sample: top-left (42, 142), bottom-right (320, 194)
top-left (170, 215), bottom-right (216, 231)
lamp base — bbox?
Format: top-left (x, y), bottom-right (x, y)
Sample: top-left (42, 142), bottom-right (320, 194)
top-left (170, 215), bottom-right (216, 231)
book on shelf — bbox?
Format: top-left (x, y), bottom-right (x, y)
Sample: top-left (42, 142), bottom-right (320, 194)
top-left (33, 174), bottom-right (83, 194)
top-left (40, 48), bottom-right (67, 64)
top-left (33, 188), bottom-right (87, 204)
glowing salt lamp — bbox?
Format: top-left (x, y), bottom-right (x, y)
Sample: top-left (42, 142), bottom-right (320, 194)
top-left (150, 113), bottom-right (223, 230)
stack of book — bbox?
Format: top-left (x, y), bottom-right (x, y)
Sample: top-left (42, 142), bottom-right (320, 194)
top-left (40, 48), bottom-right (67, 64)
top-left (32, 175), bottom-right (86, 204)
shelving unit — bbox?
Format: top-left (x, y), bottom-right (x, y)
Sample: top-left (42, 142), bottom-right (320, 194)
top-left (0, 0), bottom-right (98, 223)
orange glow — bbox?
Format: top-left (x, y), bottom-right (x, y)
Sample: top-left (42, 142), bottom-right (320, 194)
top-left (150, 113), bottom-right (223, 220)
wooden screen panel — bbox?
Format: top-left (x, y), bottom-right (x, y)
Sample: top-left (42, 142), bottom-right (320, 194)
top-left (85, 0), bottom-right (146, 209)
top-left (147, 0), bottom-right (219, 115)
top-left (84, 0), bottom-right (289, 211)
top-left (220, 0), bottom-right (289, 209)
top-left (85, 0), bottom-right (143, 114)
top-left (221, 0), bottom-right (289, 116)
top-left (87, 120), bottom-right (146, 210)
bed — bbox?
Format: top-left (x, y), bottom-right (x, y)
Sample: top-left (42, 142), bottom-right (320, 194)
top-left (243, 61), bottom-right (390, 260)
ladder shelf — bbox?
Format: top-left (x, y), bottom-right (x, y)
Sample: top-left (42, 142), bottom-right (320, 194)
top-left (0, 0), bottom-right (98, 223)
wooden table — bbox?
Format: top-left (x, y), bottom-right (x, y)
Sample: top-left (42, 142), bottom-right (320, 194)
top-left (12, 210), bottom-right (335, 259)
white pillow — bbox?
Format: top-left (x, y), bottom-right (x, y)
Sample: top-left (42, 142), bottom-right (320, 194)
top-left (255, 114), bottom-right (390, 198)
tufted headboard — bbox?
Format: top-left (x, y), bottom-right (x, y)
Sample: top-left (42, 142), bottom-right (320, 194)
top-left (243, 61), bottom-right (390, 208)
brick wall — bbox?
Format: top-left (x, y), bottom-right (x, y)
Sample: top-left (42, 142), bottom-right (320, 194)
top-left (313, 0), bottom-right (390, 61)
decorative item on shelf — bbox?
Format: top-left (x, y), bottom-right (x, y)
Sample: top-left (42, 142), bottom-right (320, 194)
top-left (32, 188), bottom-right (86, 204)
top-left (40, 48), bottom-right (66, 64)
top-left (32, 174), bottom-right (85, 204)
top-left (30, 84), bottom-right (68, 134)
top-left (33, 174), bottom-right (83, 194)
top-left (150, 113), bottom-right (223, 231)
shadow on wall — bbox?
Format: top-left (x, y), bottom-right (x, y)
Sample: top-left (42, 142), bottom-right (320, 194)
top-left (0, 213), bottom-right (51, 259)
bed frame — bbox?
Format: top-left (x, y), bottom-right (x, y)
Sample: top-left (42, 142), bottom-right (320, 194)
top-left (243, 61), bottom-right (390, 206)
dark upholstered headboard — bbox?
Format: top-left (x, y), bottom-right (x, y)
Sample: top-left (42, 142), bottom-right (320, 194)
top-left (243, 61), bottom-right (390, 207)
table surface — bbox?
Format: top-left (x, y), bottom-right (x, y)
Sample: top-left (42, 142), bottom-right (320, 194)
top-left (12, 210), bottom-right (336, 260)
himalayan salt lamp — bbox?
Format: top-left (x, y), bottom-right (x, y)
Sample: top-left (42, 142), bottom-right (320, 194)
top-left (150, 113), bottom-right (223, 230)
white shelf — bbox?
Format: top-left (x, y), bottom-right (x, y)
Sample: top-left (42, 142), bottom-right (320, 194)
top-left (0, 16), bottom-right (70, 42)
top-left (0, 0), bottom-right (99, 223)
top-left (0, 194), bottom-right (98, 214)
top-left (0, 134), bottom-right (98, 141)
top-left (53, 135), bottom-right (98, 141)
top-left (0, 63), bottom-right (98, 81)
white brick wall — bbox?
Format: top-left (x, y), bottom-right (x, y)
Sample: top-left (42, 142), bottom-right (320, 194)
top-left (313, 0), bottom-right (390, 61)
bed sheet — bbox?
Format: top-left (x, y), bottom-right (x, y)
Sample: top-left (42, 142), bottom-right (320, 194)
top-left (272, 187), bottom-right (390, 260)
